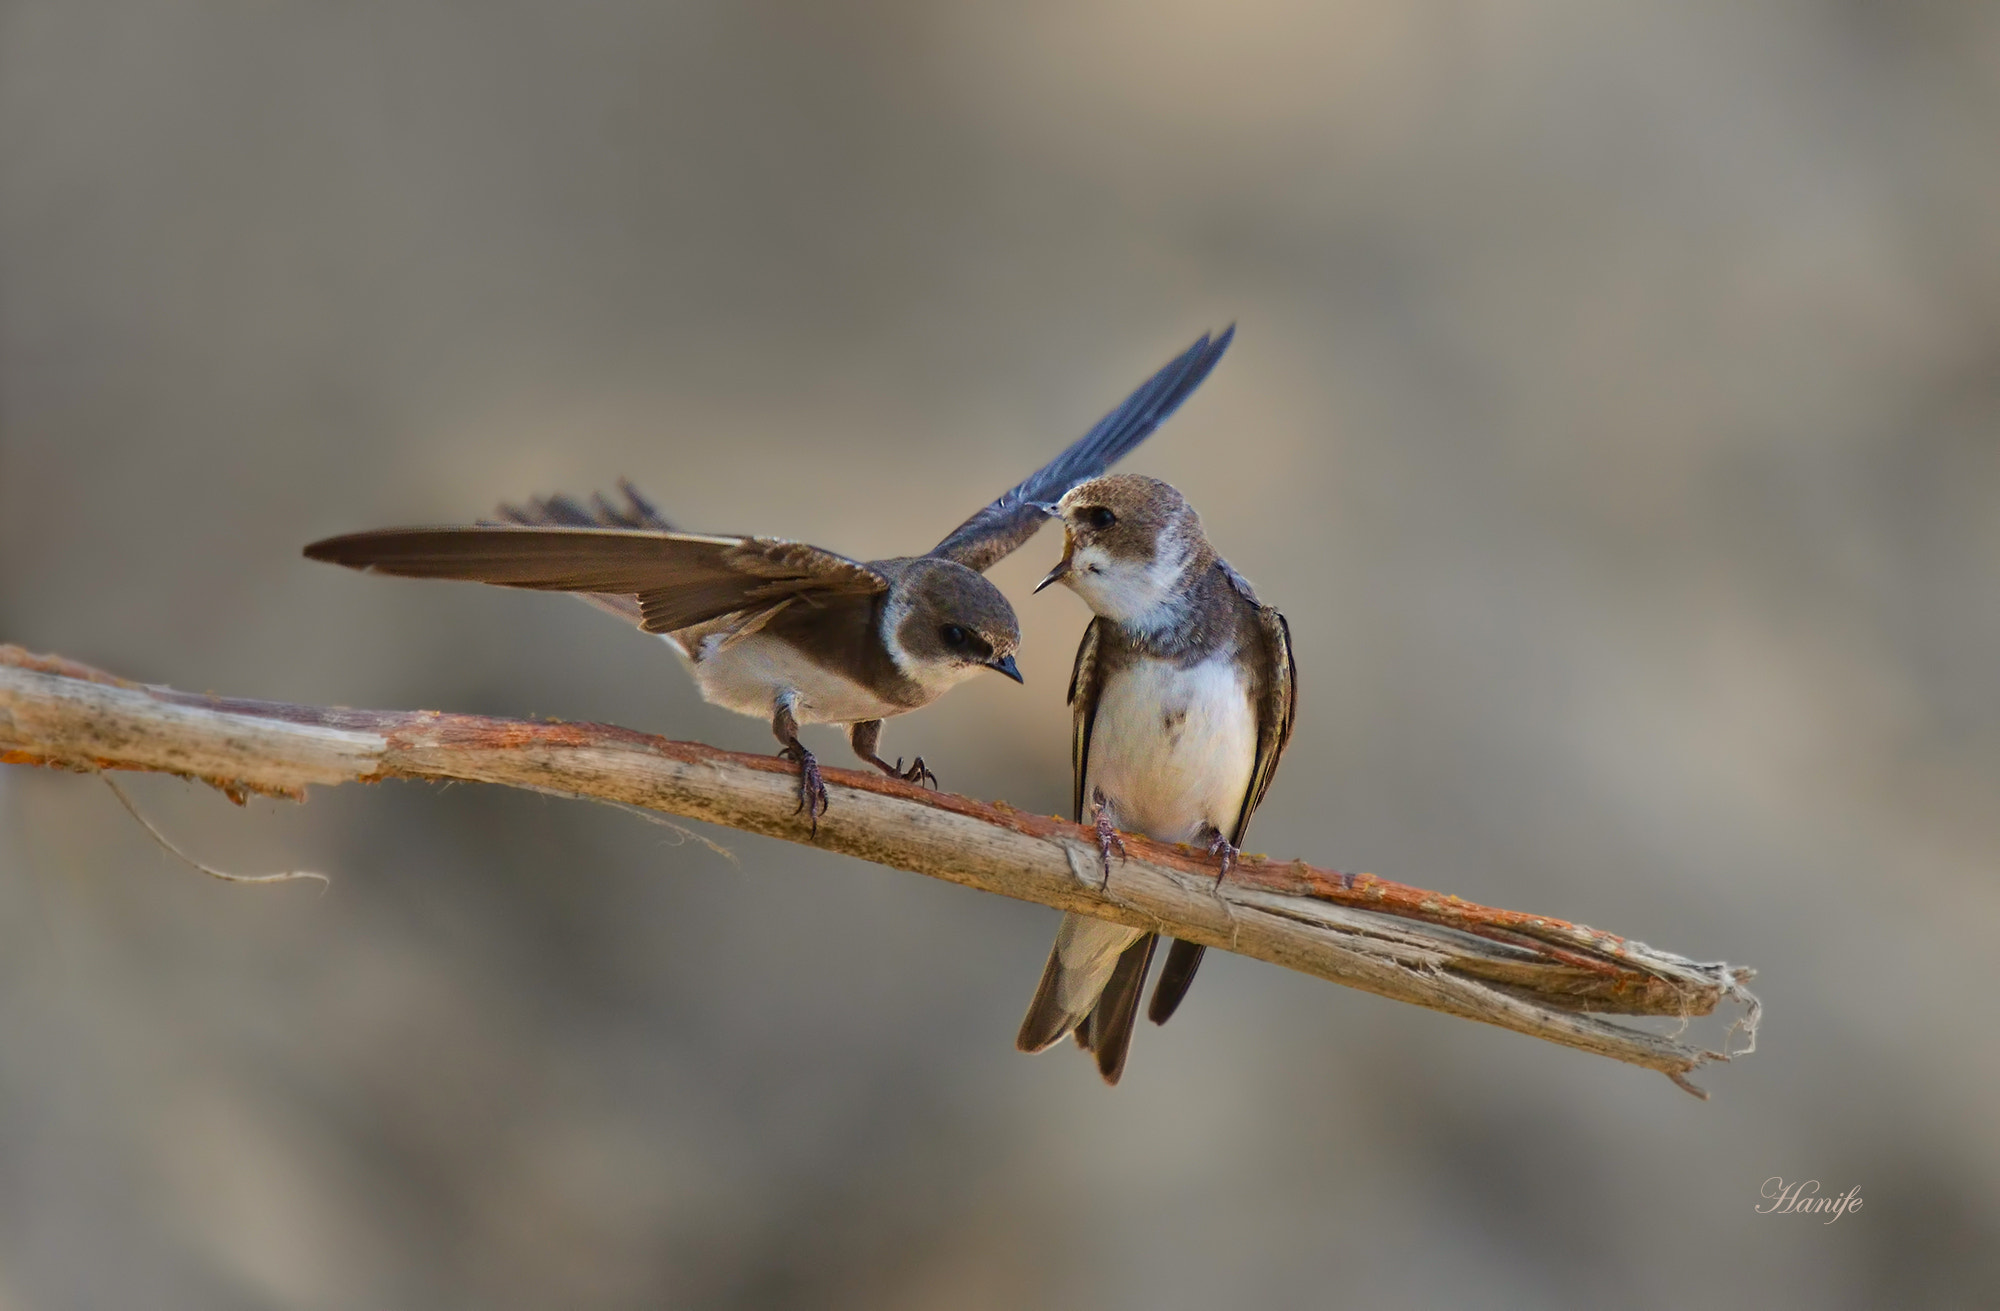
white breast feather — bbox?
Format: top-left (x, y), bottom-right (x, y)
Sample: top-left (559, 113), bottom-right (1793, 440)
top-left (685, 631), bottom-right (902, 725)
top-left (1085, 653), bottom-right (1258, 845)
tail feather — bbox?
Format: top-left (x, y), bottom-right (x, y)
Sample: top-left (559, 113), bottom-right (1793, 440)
top-left (1090, 933), bottom-right (1158, 1086)
top-left (1148, 940), bottom-right (1206, 1025)
top-left (1015, 913), bottom-right (1144, 1053)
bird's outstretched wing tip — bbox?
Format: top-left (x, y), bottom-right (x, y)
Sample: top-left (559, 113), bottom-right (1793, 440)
top-left (926, 326), bottom-right (1237, 570)
top-left (495, 480), bottom-right (676, 533)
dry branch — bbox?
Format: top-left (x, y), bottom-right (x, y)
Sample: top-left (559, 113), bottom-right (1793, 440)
top-left (1, 644), bottom-right (1758, 1096)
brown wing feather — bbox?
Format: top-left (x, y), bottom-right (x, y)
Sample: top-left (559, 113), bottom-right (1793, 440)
top-left (488, 481), bottom-right (675, 621)
top-left (1067, 618), bottom-right (1107, 824)
top-left (1232, 605), bottom-right (1296, 845)
top-left (928, 329), bottom-right (1235, 573)
top-left (492, 479), bottom-right (678, 533)
top-left (303, 527), bottom-right (886, 634)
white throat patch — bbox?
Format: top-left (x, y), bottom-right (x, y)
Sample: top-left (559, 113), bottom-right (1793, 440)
top-left (879, 587), bottom-right (920, 678)
top-left (1066, 538), bottom-right (1191, 632)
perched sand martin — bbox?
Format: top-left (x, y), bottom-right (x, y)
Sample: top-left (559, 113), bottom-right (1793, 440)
top-left (1016, 473), bottom-right (1296, 1083)
top-left (304, 331), bottom-right (1234, 827)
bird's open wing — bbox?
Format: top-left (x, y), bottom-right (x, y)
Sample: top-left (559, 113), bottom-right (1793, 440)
top-left (303, 525), bottom-right (886, 635)
top-left (927, 327), bottom-right (1235, 573)
top-left (482, 479), bottom-right (676, 623)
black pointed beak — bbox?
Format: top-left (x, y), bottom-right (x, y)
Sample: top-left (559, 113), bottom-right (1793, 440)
top-left (1034, 529), bottom-right (1076, 594)
top-left (987, 654), bottom-right (1024, 683)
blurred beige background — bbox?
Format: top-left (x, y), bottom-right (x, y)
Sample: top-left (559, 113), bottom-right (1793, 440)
top-left (4, 2), bottom-right (1998, 1307)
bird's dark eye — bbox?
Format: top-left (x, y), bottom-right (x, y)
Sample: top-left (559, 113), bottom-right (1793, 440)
top-left (1082, 506), bottom-right (1116, 530)
top-left (939, 624), bottom-right (969, 648)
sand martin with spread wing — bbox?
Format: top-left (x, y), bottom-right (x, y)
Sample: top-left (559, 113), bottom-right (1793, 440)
top-left (304, 330), bottom-right (1234, 828)
top-left (1016, 473), bottom-right (1296, 1083)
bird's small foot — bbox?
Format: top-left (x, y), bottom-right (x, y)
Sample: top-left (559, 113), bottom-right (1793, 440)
top-left (895, 756), bottom-right (938, 789)
top-left (1206, 828), bottom-right (1239, 880)
top-left (781, 742), bottom-right (829, 835)
top-left (1091, 788), bottom-right (1128, 883)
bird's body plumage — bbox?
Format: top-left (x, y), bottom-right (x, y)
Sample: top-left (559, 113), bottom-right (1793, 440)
top-left (1084, 647), bottom-right (1260, 844)
top-left (1017, 474), bottom-right (1295, 1083)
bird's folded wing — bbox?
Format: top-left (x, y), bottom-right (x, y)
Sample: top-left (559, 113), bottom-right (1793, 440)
top-left (303, 527), bottom-right (887, 634)
top-left (927, 326), bottom-right (1235, 573)
top-left (1066, 618), bottom-right (1108, 825)
top-left (1233, 604), bottom-right (1297, 844)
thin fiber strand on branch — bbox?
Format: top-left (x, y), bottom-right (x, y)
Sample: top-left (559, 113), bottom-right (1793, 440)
top-left (0, 644), bottom-right (1759, 1096)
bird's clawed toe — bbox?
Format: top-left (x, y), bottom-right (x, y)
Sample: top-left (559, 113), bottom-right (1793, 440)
top-left (1206, 828), bottom-right (1239, 880)
top-left (1090, 787), bottom-right (1128, 882)
top-left (781, 742), bottom-right (830, 834)
top-left (896, 756), bottom-right (939, 789)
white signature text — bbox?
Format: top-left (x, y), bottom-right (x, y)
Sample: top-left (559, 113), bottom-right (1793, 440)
top-left (1757, 1178), bottom-right (1863, 1223)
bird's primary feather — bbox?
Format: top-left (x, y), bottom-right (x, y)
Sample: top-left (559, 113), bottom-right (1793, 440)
top-left (301, 527), bottom-right (887, 635)
top-left (927, 327), bottom-right (1234, 573)
top-left (485, 479), bottom-right (673, 623)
